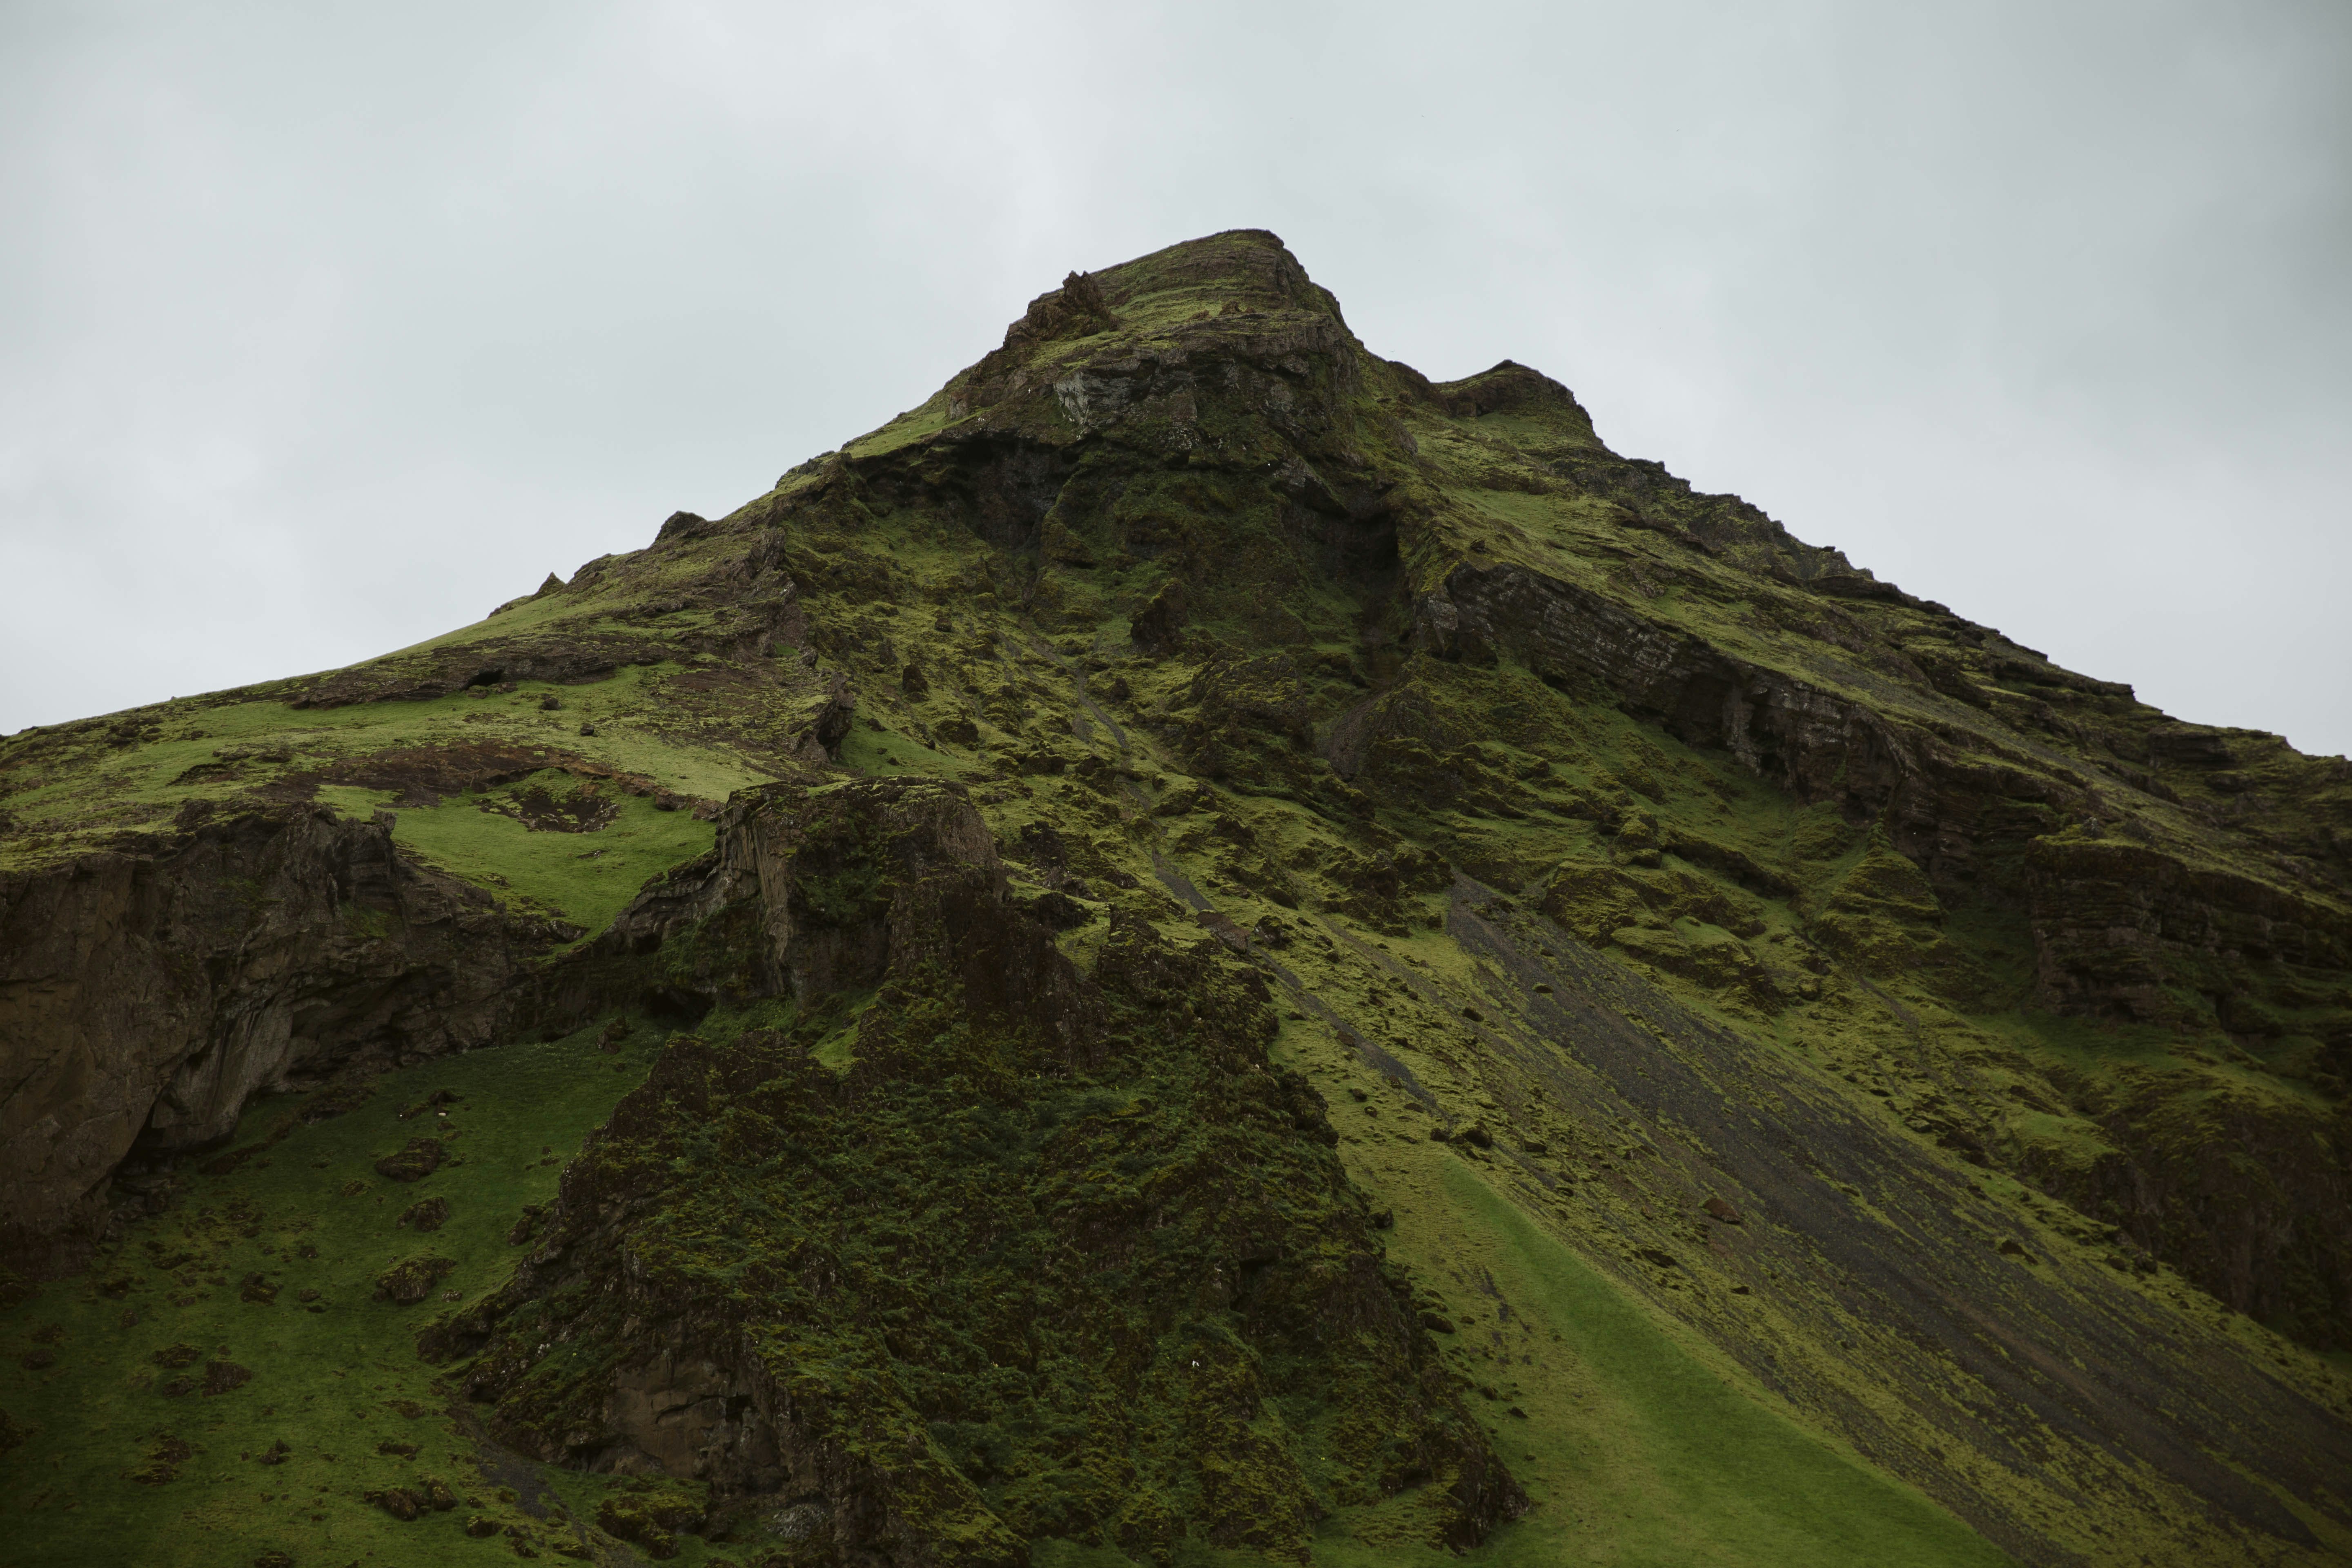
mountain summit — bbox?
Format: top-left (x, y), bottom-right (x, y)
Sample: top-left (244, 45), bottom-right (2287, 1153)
top-left (2, 230), bottom-right (2348, 1566)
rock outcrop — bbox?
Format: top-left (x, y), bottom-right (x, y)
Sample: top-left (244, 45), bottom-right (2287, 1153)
top-left (427, 778), bottom-right (1521, 1561)
top-left (0, 805), bottom-right (567, 1274)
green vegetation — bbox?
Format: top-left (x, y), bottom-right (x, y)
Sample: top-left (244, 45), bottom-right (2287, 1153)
top-left (1316, 1167), bottom-right (2012, 1568)
top-left (0, 666), bottom-right (763, 881)
top-left (0, 1021), bottom-right (668, 1566)
top-left (315, 773), bottom-right (715, 938)
top-left (4, 228), bottom-right (2348, 1567)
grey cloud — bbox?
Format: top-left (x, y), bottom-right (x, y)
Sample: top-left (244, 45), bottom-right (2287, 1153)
top-left (3, 0), bottom-right (2345, 750)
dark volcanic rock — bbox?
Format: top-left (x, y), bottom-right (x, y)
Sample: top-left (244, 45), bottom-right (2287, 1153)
top-left (202, 1359), bottom-right (253, 1395)
top-left (373, 1139), bottom-right (446, 1183)
top-left (126, 1432), bottom-right (191, 1484)
top-left (397, 1196), bottom-right (450, 1232)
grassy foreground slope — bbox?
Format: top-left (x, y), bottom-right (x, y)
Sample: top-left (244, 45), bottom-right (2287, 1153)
top-left (0, 1006), bottom-right (2007, 1568)
top-left (0, 1023), bottom-right (666, 1564)
top-left (3, 230), bottom-right (2349, 1567)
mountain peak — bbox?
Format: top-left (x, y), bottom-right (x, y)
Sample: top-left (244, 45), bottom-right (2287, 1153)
top-left (3, 231), bottom-right (2349, 1568)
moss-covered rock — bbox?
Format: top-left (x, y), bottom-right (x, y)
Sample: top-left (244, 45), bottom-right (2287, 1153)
top-left (374, 1254), bottom-right (455, 1305)
top-left (429, 779), bottom-right (1519, 1564)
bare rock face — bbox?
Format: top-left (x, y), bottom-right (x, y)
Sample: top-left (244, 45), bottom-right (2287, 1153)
top-left (0, 806), bottom-right (566, 1275)
top-left (427, 778), bottom-right (1521, 1564)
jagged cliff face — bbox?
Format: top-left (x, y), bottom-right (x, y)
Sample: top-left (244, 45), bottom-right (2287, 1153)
top-left (0, 803), bottom-right (573, 1275)
top-left (2, 229), bottom-right (2349, 1568)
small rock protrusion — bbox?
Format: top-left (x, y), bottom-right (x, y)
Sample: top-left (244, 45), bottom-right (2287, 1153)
top-left (398, 1196), bottom-right (451, 1233)
top-left (373, 1138), bottom-right (446, 1182)
top-left (374, 1254), bottom-right (457, 1305)
top-left (203, 1359), bottom-right (254, 1395)
top-left (1704, 1196), bottom-right (1745, 1225)
top-left (127, 1432), bottom-right (193, 1484)
top-left (1030, 891), bottom-right (1094, 930)
top-left (1192, 909), bottom-right (1253, 953)
top-left (507, 1205), bottom-right (547, 1247)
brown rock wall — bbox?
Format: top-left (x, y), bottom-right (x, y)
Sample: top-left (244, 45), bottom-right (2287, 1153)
top-left (0, 808), bottom-right (563, 1274)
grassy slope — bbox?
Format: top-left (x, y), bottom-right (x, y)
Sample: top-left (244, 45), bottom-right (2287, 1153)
top-left (0, 912), bottom-right (2017, 1568)
top-left (0, 1020), bottom-right (704, 1566)
top-left (314, 777), bottom-right (714, 938)
top-left (0, 667), bottom-right (757, 882)
top-left (1310, 1143), bottom-right (2009, 1568)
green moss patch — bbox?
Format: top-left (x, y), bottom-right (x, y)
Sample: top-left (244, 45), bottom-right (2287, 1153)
top-left (316, 773), bottom-right (715, 937)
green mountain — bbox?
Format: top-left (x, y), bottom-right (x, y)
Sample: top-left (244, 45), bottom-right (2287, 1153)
top-left (3, 229), bottom-right (2348, 1568)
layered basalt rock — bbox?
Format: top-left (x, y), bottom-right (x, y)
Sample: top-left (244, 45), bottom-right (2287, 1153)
top-left (427, 779), bottom-right (1520, 1562)
top-left (2023, 1066), bottom-right (2352, 1339)
top-left (1405, 553), bottom-right (2352, 1343)
top-left (2025, 836), bottom-right (2352, 1025)
top-left (1417, 563), bottom-right (1914, 812)
top-left (1411, 552), bottom-right (2352, 1020)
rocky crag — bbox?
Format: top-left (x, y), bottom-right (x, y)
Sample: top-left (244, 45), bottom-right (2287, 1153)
top-left (1, 230), bottom-right (2348, 1568)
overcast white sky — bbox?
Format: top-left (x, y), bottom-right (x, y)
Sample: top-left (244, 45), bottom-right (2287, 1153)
top-left (4, 1), bottom-right (2347, 754)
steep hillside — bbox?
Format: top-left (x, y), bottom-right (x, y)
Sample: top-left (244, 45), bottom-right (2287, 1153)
top-left (2, 230), bottom-right (2348, 1568)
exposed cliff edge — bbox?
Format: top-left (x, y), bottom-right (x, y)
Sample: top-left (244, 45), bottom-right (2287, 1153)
top-left (0, 803), bottom-right (572, 1274)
